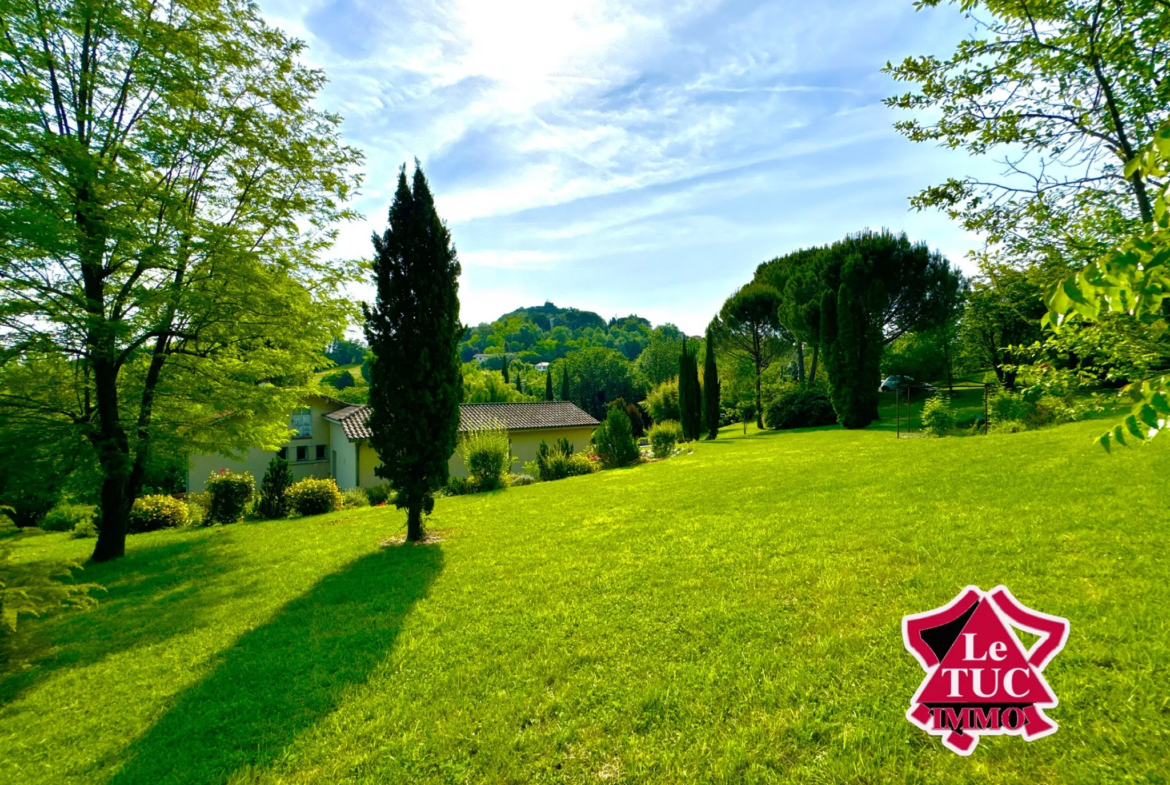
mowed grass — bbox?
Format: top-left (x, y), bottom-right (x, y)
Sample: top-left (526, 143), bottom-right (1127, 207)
top-left (2, 419), bottom-right (1168, 784)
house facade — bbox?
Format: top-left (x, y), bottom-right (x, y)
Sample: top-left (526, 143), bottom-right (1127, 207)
top-left (187, 396), bottom-right (599, 491)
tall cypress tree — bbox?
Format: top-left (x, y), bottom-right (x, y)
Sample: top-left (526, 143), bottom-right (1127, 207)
top-left (560, 365), bottom-right (571, 403)
top-left (502, 356), bottom-right (510, 385)
top-left (545, 367), bottom-right (554, 401)
top-left (679, 340), bottom-right (702, 440)
top-left (702, 324), bottom-right (721, 440)
top-left (364, 162), bottom-right (462, 541)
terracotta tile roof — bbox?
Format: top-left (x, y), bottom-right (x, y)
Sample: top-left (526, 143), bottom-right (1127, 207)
top-left (323, 402), bottom-right (599, 442)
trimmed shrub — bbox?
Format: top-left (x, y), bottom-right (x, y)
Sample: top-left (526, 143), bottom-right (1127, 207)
top-left (921, 394), bottom-right (957, 437)
top-left (593, 407), bottom-right (640, 468)
top-left (764, 388), bottom-right (837, 430)
top-left (39, 504), bottom-right (96, 533)
top-left (70, 519), bottom-right (98, 539)
top-left (648, 419), bottom-right (683, 459)
top-left (285, 478), bottom-right (344, 516)
top-left (257, 457), bottom-right (295, 520)
top-left (206, 469), bottom-right (255, 524)
top-left (460, 424), bottom-right (513, 492)
top-left (989, 390), bottom-right (1074, 431)
top-left (366, 483), bottom-right (394, 506)
top-left (342, 487), bottom-right (370, 508)
top-left (128, 495), bottom-right (189, 533)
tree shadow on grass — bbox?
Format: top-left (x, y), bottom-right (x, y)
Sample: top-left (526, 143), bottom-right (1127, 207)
top-left (1, 536), bottom-right (241, 705)
top-left (107, 543), bottom-right (443, 785)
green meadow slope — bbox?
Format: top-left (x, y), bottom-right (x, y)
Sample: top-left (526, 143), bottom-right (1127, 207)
top-left (2, 420), bottom-right (1167, 784)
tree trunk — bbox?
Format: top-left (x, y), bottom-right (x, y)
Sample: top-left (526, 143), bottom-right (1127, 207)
top-left (796, 342), bottom-right (805, 384)
top-left (407, 498), bottom-right (424, 542)
top-left (754, 358), bottom-right (764, 429)
top-left (92, 468), bottom-right (130, 562)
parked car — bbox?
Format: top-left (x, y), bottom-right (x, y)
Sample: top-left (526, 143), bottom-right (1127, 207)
top-left (879, 375), bottom-right (935, 393)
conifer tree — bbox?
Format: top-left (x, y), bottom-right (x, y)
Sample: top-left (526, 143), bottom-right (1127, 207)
top-left (545, 368), bottom-right (554, 401)
top-left (364, 162), bottom-right (463, 541)
top-left (502, 356), bottom-right (510, 385)
top-left (702, 324), bottom-right (721, 440)
top-left (561, 366), bottom-right (571, 402)
top-left (678, 341), bottom-right (702, 440)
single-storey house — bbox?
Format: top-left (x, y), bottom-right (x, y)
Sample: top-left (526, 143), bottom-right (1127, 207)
top-left (187, 396), bottom-right (599, 491)
top-left (534, 362), bottom-right (550, 372)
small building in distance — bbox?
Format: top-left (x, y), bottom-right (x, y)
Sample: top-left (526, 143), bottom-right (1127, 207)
top-left (187, 397), bottom-right (599, 490)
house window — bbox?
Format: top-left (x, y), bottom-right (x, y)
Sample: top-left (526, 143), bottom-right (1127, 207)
top-left (316, 444), bottom-right (326, 461)
top-left (290, 408), bottom-right (312, 439)
top-left (277, 447), bottom-right (287, 460)
top-left (296, 445), bottom-right (308, 462)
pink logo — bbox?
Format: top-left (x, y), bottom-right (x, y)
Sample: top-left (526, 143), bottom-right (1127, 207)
top-left (902, 586), bottom-right (1069, 755)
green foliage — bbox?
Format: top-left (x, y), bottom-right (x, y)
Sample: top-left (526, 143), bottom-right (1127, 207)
top-left (325, 339), bottom-right (367, 367)
top-left (702, 324), bottom-right (721, 439)
top-left (718, 283), bottom-right (788, 428)
top-left (322, 370), bottom-right (357, 391)
top-left (989, 390), bottom-right (1075, 432)
top-left (678, 341), bottom-right (703, 441)
top-left (0, 0), bottom-right (363, 561)
top-left (511, 474), bottom-right (538, 487)
top-left (285, 479), bottom-right (344, 517)
top-left (885, 0), bottom-right (1160, 272)
top-left (633, 325), bottom-right (688, 388)
top-left (644, 378), bottom-right (680, 424)
top-left (460, 302), bottom-right (659, 367)
top-left (764, 388), bottom-right (837, 430)
top-left (1047, 123), bottom-right (1170, 449)
top-left (342, 488), bottom-right (371, 509)
top-left (71, 520), bottom-right (99, 539)
top-left (1, 538), bottom-right (99, 658)
top-left (989, 420), bottom-right (1029, 435)
top-left (648, 420), bottom-right (683, 459)
top-left (545, 369), bottom-right (554, 401)
top-left (366, 484), bottom-right (394, 506)
top-left (442, 476), bottom-right (474, 497)
top-left (364, 164), bottom-right (463, 541)
top-left (535, 438), bottom-right (588, 481)
top-left (462, 365), bottom-right (537, 403)
top-left (555, 347), bottom-right (640, 419)
top-left (609, 398), bottom-right (645, 439)
top-left (39, 504), bottom-right (97, 534)
top-left (206, 470), bottom-right (255, 525)
top-left (459, 425), bottom-right (514, 492)
top-left (962, 267), bottom-right (1045, 388)
top-left (128, 495), bottom-right (190, 534)
top-left (592, 407), bottom-right (640, 468)
top-left (921, 395), bottom-right (956, 437)
top-left (257, 458), bottom-right (295, 520)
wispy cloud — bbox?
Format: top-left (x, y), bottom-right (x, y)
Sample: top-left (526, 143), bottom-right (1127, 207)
top-left (260, 0), bottom-right (984, 332)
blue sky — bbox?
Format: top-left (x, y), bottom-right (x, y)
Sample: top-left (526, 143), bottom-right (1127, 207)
top-left (260, 0), bottom-right (983, 334)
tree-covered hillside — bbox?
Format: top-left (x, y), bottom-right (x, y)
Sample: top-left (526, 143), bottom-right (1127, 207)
top-left (460, 302), bottom-right (667, 365)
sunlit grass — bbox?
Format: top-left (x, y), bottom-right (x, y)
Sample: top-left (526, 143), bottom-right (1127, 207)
top-left (2, 418), bottom-right (1167, 784)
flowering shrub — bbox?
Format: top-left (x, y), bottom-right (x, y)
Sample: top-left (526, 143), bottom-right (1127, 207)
top-left (128, 495), bottom-right (190, 533)
top-left (206, 469), bottom-right (255, 524)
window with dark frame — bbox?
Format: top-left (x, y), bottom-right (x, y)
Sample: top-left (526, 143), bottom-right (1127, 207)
top-left (277, 447), bottom-right (287, 460)
top-left (316, 444), bottom-right (326, 461)
top-left (296, 445), bottom-right (307, 462)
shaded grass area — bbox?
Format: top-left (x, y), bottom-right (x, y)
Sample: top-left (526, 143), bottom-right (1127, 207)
top-left (2, 421), bottom-right (1168, 784)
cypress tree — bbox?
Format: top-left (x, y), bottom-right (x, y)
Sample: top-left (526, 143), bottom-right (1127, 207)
top-left (364, 162), bottom-right (462, 541)
top-left (560, 365), bottom-right (571, 402)
top-left (502, 356), bottom-right (510, 385)
top-left (516, 369), bottom-right (523, 394)
top-left (545, 367), bottom-right (554, 401)
top-left (679, 340), bottom-right (702, 440)
top-left (702, 324), bottom-right (721, 440)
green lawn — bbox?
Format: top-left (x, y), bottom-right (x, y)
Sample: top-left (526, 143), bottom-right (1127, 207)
top-left (2, 419), bottom-right (1168, 784)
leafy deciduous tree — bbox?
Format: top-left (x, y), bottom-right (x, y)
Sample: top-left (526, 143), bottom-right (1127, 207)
top-left (0, 0), bottom-right (361, 560)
